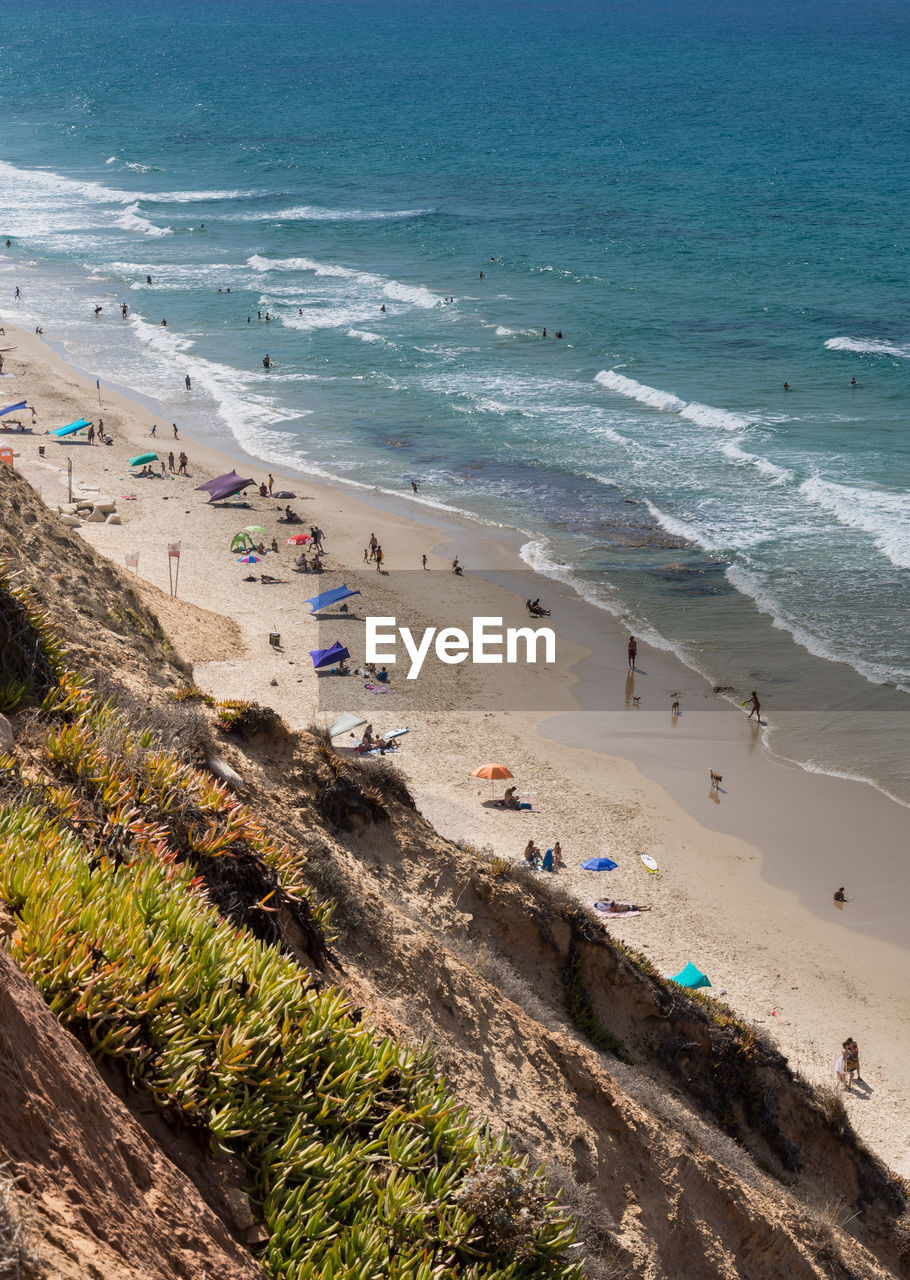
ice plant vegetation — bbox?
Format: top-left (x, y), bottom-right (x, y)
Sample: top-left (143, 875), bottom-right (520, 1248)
top-left (0, 567), bottom-right (582, 1280)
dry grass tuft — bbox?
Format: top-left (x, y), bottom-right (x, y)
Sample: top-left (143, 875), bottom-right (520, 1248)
top-left (0, 1166), bottom-right (42, 1280)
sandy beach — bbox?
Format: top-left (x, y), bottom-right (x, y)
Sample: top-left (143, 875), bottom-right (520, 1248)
top-left (2, 319), bottom-right (909, 1178)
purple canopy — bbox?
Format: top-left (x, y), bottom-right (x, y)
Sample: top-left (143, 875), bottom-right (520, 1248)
top-left (195, 470), bottom-right (255, 503)
top-left (310, 641), bottom-right (350, 670)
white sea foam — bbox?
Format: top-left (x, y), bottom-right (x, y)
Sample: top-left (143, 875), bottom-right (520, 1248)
top-left (595, 369), bottom-right (685, 412)
top-left (129, 315), bottom-right (294, 438)
top-left (825, 336), bottom-right (910, 359)
top-left (720, 442), bottom-right (793, 484)
top-left (346, 329), bottom-right (383, 343)
top-left (114, 202), bottom-right (173, 237)
top-left (799, 475), bottom-right (910, 570)
top-left (247, 253), bottom-right (440, 314)
top-left (595, 369), bottom-right (752, 431)
top-left (238, 204), bottom-right (433, 222)
top-left (725, 562), bottom-right (908, 693)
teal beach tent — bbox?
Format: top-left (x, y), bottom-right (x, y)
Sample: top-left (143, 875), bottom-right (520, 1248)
top-left (669, 962), bottom-right (711, 989)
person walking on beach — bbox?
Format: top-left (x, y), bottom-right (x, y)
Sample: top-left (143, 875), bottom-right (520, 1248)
top-left (268, 473), bottom-right (274, 494)
top-left (14, 286), bottom-right (21, 300)
top-left (375, 545), bottom-right (384, 572)
top-left (150, 424), bottom-right (157, 438)
top-left (422, 553), bottom-right (428, 570)
top-left (747, 689), bottom-right (761, 721)
top-left (168, 451), bottom-right (175, 472)
top-left (172, 423), bottom-right (179, 439)
top-left (627, 635), bottom-right (637, 671)
top-left (369, 532), bottom-right (378, 559)
top-left (177, 451), bottom-right (188, 475)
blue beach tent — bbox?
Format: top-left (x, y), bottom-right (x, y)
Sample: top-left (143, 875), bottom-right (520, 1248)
top-left (304, 584), bottom-right (361, 613)
top-left (310, 641), bottom-right (350, 670)
top-left (580, 857), bottom-right (618, 871)
top-left (0, 402), bottom-right (27, 417)
top-left (669, 962), bottom-right (711, 989)
top-left (52, 418), bottom-right (92, 438)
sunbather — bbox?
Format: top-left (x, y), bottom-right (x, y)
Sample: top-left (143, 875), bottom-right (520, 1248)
top-left (260, 573), bottom-right (285, 584)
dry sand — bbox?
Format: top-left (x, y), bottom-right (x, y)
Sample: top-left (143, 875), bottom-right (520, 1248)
top-left (3, 321), bottom-right (909, 1178)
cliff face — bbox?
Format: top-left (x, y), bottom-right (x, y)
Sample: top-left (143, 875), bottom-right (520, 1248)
top-left (0, 461), bottom-right (907, 1280)
top-left (0, 949), bottom-right (264, 1280)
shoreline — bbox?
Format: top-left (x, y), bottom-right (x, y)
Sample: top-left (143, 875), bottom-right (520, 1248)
top-left (3, 320), bottom-right (910, 1176)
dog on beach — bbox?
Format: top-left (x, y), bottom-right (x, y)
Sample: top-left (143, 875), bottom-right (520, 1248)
top-left (632, 695), bottom-right (641, 706)
top-left (709, 770), bottom-right (722, 791)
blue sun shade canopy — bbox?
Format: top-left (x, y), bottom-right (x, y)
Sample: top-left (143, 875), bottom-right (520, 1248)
top-left (580, 857), bottom-right (618, 871)
top-left (310, 642), bottom-right (350, 670)
top-left (304, 584), bottom-right (361, 612)
top-left (53, 419), bottom-right (92, 437)
top-left (0, 402), bottom-right (27, 417)
top-left (195, 470), bottom-right (255, 502)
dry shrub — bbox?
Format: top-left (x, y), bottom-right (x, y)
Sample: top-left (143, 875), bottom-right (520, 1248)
top-left (0, 1167), bottom-right (42, 1280)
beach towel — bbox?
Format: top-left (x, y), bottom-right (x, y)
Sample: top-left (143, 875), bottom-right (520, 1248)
top-left (364, 684), bottom-right (394, 694)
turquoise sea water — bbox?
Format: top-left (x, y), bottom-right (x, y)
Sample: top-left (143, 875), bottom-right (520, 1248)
top-left (1, 0), bottom-right (909, 799)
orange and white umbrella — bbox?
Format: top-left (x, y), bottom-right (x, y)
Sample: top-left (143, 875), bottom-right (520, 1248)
top-left (470, 763), bottom-right (514, 780)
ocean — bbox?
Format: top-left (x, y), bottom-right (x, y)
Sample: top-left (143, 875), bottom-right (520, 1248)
top-left (1, 0), bottom-right (909, 802)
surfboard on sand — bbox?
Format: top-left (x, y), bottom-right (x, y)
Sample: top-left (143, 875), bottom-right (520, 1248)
top-left (640, 853), bottom-right (658, 874)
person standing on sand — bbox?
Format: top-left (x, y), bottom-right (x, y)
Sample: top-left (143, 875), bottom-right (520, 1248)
top-left (842, 1038), bottom-right (861, 1089)
top-left (747, 690), bottom-right (761, 720)
top-left (369, 532), bottom-right (378, 559)
top-left (375, 545), bottom-right (384, 572)
top-left (177, 451), bottom-right (188, 475)
top-left (168, 451), bottom-right (175, 472)
top-left (268, 473), bottom-right (274, 494)
top-left (627, 635), bottom-right (637, 671)
top-left (87, 424), bottom-right (95, 445)
top-left (150, 424), bottom-right (157, 438)
top-left (172, 424), bottom-right (179, 439)
top-left (422, 553), bottom-right (428, 569)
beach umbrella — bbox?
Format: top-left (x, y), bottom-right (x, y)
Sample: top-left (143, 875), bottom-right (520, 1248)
top-left (243, 525), bottom-right (266, 533)
top-left (329, 712), bottom-right (368, 738)
top-left (304, 584), bottom-right (362, 613)
top-left (129, 452), bottom-right (158, 467)
top-left (286, 534), bottom-right (314, 545)
top-left (580, 857), bottom-right (618, 872)
top-left (669, 961), bottom-right (711, 990)
top-left (310, 641), bottom-right (350, 671)
top-left (0, 402), bottom-right (27, 418)
top-left (470, 763), bottom-right (514, 781)
top-left (236, 553), bottom-right (261, 564)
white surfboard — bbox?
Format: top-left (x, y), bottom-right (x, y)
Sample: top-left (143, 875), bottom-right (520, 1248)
top-left (640, 854), bottom-right (659, 875)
